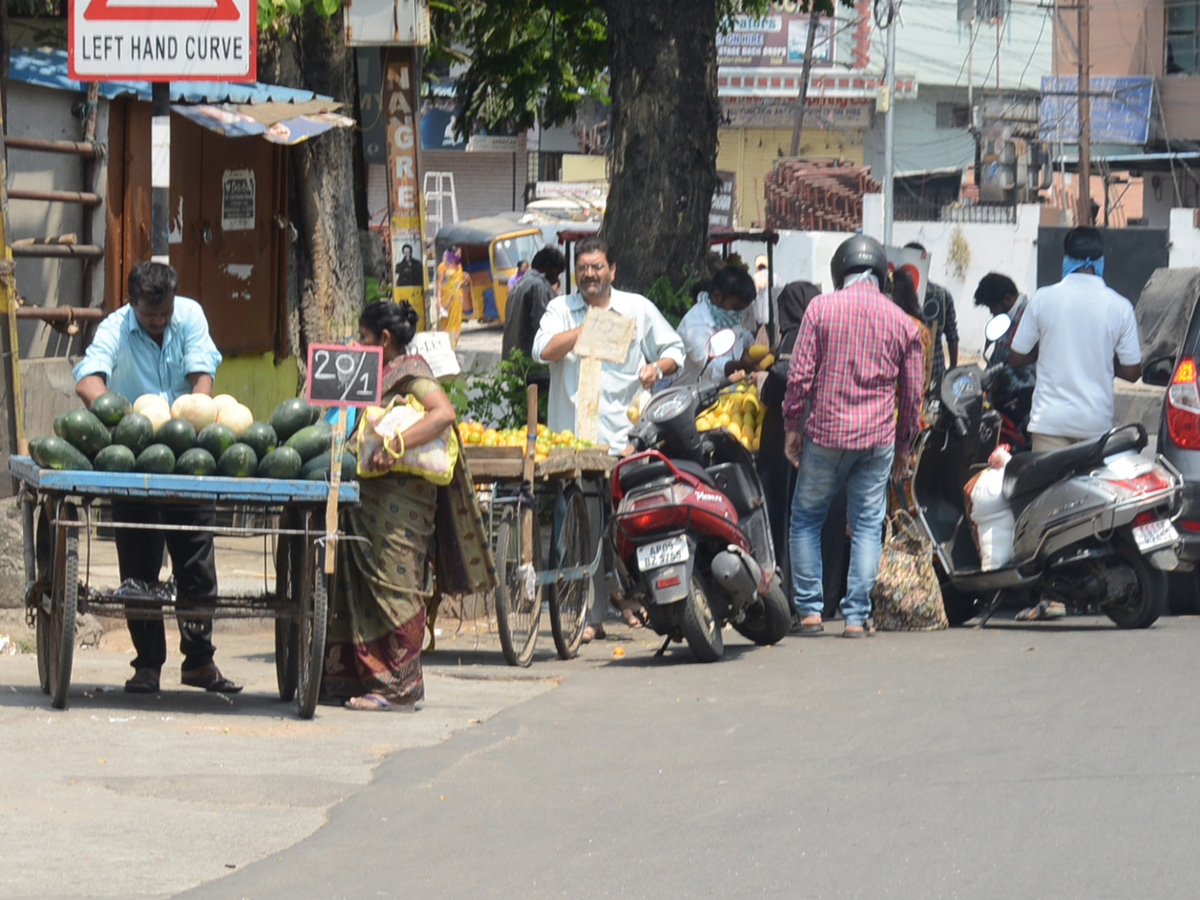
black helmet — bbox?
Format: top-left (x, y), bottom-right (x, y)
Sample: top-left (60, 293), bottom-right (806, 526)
top-left (830, 235), bottom-right (888, 289)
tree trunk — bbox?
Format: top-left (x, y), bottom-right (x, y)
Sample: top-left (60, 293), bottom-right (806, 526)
top-left (602, 0), bottom-right (719, 295)
top-left (257, 15), bottom-right (364, 353)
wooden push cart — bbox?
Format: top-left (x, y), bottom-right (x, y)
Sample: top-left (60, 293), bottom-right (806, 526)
top-left (11, 455), bottom-right (359, 719)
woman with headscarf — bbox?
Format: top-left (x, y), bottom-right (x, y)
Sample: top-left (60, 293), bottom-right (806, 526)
top-left (436, 245), bottom-right (470, 346)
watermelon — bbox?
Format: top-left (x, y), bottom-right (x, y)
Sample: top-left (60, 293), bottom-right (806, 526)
top-left (93, 444), bottom-right (136, 473)
top-left (300, 450), bottom-right (358, 482)
top-left (240, 421), bottom-right (278, 460)
top-left (92, 392), bottom-right (132, 427)
top-left (216, 443), bottom-right (258, 478)
top-left (270, 398), bottom-right (320, 443)
top-left (112, 413), bottom-right (156, 457)
top-left (52, 410), bottom-right (71, 438)
top-left (156, 418), bottom-right (198, 458)
top-left (196, 422), bottom-right (237, 460)
top-left (61, 409), bottom-right (111, 457)
top-left (175, 447), bottom-right (217, 476)
top-left (135, 444), bottom-right (175, 474)
top-left (29, 436), bottom-right (93, 471)
top-left (258, 446), bottom-right (302, 480)
top-left (284, 422), bottom-right (333, 463)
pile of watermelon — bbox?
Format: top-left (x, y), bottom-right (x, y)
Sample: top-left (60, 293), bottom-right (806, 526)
top-left (28, 393), bottom-right (357, 481)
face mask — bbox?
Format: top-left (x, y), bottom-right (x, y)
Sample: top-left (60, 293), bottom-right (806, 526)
top-left (703, 292), bottom-right (744, 330)
top-left (1062, 254), bottom-right (1104, 279)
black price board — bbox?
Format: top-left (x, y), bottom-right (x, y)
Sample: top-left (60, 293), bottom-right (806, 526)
top-left (305, 343), bottom-right (384, 407)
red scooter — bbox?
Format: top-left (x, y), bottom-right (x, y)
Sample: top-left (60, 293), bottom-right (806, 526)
top-left (609, 330), bottom-right (792, 661)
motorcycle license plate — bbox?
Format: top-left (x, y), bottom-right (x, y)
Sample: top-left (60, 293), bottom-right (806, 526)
top-left (1133, 519), bottom-right (1179, 551)
top-left (637, 536), bottom-right (689, 570)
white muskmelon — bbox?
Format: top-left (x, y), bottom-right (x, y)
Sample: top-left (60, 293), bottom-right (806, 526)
top-left (172, 393), bottom-right (218, 430)
top-left (212, 394), bottom-right (239, 411)
top-left (216, 402), bottom-right (255, 436)
top-left (134, 393), bottom-right (170, 415)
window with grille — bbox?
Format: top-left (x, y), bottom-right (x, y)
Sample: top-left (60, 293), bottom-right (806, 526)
top-left (1168, 2), bottom-right (1200, 74)
top-left (957, 0), bottom-right (1009, 24)
top-left (936, 103), bottom-right (971, 129)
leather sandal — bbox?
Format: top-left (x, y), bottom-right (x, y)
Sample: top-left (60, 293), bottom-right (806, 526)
top-left (124, 668), bottom-right (160, 694)
top-left (181, 664), bottom-right (243, 693)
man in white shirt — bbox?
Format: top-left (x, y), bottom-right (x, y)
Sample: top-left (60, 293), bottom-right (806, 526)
top-left (1009, 227), bottom-right (1142, 452)
top-left (533, 236), bottom-right (685, 451)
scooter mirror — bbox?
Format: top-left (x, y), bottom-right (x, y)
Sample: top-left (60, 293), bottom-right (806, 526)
top-left (984, 313), bottom-right (1013, 343)
top-left (706, 328), bottom-right (738, 360)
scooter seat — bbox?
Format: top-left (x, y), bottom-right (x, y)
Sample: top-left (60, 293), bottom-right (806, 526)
top-left (618, 455), bottom-right (717, 495)
top-left (1001, 427), bottom-right (1145, 502)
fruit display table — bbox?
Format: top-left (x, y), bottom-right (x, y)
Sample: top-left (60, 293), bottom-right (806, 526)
top-left (10, 455), bottom-right (360, 719)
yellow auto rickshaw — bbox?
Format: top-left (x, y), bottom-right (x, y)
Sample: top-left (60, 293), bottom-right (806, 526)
top-left (434, 217), bottom-right (545, 323)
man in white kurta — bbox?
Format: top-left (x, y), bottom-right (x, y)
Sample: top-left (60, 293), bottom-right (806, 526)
top-left (533, 237), bottom-right (685, 452)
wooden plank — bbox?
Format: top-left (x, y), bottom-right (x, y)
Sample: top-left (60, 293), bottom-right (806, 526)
top-left (576, 356), bottom-right (604, 445)
top-left (575, 306), bottom-right (636, 363)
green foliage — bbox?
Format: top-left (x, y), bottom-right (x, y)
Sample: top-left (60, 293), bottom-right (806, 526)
top-left (363, 276), bottom-right (390, 305)
top-left (647, 275), bottom-right (699, 329)
top-left (446, 350), bottom-right (547, 427)
top-left (427, 1), bottom-right (849, 143)
top-left (257, 0), bottom-right (337, 32)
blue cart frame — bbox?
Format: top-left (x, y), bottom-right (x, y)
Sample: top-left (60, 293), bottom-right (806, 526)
top-left (11, 456), bottom-right (360, 719)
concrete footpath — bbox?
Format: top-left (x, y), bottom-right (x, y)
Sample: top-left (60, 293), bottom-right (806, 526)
top-left (0, 524), bottom-right (652, 900)
top-left (0, 611), bottom-right (649, 900)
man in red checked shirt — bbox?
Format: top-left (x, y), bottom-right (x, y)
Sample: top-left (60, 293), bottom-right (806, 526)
top-left (782, 235), bottom-right (925, 639)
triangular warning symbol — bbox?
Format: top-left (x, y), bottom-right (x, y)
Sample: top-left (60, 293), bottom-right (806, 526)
top-left (84, 0), bottom-right (240, 22)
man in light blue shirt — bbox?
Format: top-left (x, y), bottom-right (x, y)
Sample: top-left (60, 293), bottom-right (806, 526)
top-left (73, 261), bottom-right (239, 695)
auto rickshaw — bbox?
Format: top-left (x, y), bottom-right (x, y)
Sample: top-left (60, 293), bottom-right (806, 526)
top-left (434, 217), bottom-right (545, 323)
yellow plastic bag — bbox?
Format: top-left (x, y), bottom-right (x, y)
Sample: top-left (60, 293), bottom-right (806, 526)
top-left (355, 394), bottom-right (459, 485)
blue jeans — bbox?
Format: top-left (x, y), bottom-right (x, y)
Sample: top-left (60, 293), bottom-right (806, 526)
top-left (788, 439), bottom-right (893, 626)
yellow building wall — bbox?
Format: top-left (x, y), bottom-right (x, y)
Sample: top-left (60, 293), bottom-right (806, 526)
top-left (717, 127), bottom-right (865, 227)
top-left (213, 353), bottom-right (302, 423)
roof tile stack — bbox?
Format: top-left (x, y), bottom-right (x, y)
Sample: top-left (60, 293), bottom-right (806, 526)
top-left (764, 159), bottom-right (880, 232)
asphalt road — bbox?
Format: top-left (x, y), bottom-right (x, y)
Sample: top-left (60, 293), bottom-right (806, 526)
top-left (166, 614), bottom-right (1200, 900)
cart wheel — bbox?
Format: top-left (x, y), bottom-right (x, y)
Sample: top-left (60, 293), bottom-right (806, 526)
top-left (550, 482), bottom-right (593, 660)
top-left (273, 516), bottom-right (299, 702)
top-left (295, 539), bottom-right (330, 720)
top-left (49, 502), bottom-right (81, 710)
top-left (33, 504), bottom-right (53, 695)
top-left (494, 506), bottom-right (542, 667)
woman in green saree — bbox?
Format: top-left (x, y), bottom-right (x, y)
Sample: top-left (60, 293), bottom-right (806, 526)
top-left (321, 300), bottom-right (496, 711)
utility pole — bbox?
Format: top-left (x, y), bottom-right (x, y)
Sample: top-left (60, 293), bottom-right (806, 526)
top-left (789, 7), bottom-right (822, 157)
top-left (1077, 0), bottom-right (1092, 226)
top-left (882, 0), bottom-right (898, 245)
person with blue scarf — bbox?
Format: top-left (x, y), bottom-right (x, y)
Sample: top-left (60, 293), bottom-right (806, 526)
top-left (673, 265), bottom-right (758, 387)
top-left (1009, 225), bottom-right (1142, 451)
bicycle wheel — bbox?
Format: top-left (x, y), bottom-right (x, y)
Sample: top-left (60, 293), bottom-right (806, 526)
top-left (495, 506), bottom-right (542, 667)
top-left (274, 511), bottom-right (299, 702)
top-left (550, 482), bottom-right (593, 660)
top-left (49, 502), bottom-right (80, 710)
top-left (33, 503), bottom-right (53, 695)
top-left (296, 537), bottom-right (330, 720)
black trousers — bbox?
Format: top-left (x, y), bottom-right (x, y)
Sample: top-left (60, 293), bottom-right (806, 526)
top-left (111, 501), bottom-right (219, 672)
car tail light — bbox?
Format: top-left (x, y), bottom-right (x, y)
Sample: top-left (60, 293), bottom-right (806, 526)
top-left (1167, 356), bottom-right (1200, 449)
top-left (1179, 519), bottom-right (1200, 533)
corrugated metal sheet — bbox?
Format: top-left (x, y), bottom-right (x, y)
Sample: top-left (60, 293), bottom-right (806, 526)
top-left (9, 47), bottom-right (330, 105)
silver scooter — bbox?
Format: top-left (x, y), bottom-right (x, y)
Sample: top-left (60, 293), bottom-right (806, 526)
top-left (910, 356), bottom-right (1183, 628)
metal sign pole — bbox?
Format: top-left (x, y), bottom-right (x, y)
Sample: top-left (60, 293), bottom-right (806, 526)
top-left (151, 82), bottom-right (170, 261)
